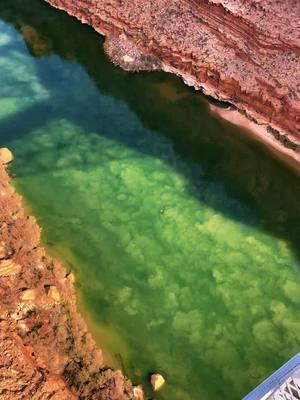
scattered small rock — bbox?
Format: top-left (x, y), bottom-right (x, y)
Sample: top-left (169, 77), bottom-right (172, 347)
top-left (0, 259), bottom-right (21, 276)
top-left (0, 148), bottom-right (14, 164)
top-left (150, 373), bottom-right (165, 391)
top-left (123, 55), bottom-right (134, 63)
top-left (133, 385), bottom-right (144, 400)
top-left (0, 241), bottom-right (6, 259)
top-left (48, 285), bottom-right (61, 303)
top-left (20, 289), bottom-right (37, 301)
top-left (18, 320), bottom-right (29, 333)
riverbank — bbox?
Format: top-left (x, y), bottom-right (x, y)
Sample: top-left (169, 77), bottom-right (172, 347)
top-left (44, 0), bottom-right (300, 170)
top-left (209, 105), bottom-right (300, 175)
top-left (0, 155), bottom-right (142, 400)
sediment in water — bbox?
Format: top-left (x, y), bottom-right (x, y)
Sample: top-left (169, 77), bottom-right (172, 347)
top-left (0, 157), bottom-right (141, 399)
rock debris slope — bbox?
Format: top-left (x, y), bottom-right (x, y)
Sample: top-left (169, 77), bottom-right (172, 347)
top-left (0, 158), bottom-right (139, 399)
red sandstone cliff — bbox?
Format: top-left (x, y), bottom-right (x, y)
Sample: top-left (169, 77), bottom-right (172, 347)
top-left (0, 157), bottom-right (142, 399)
top-left (44, 0), bottom-right (300, 155)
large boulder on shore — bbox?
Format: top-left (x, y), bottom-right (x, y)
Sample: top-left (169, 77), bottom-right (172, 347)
top-left (0, 148), bottom-right (14, 164)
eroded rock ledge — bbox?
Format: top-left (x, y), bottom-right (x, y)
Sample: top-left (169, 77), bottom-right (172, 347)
top-left (0, 158), bottom-right (141, 399)
top-left (44, 0), bottom-right (300, 155)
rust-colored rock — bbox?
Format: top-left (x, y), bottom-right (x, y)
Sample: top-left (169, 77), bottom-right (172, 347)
top-left (0, 159), bottom-right (142, 399)
top-left (44, 0), bottom-right (300, 157)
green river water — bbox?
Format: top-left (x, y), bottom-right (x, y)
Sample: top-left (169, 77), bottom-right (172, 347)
top-left (0, 1), bottom-right (300, 399)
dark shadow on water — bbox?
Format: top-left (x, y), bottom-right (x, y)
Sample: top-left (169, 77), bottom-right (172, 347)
top-left (0, 100), bottom-right (54, 144)
top-left (0, 0), bottom-right (299, 263)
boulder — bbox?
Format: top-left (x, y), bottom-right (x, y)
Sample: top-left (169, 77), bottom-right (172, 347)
top-left (133, 386), bottom-right (144, 400)
top-left (0, 148), bottom-right (14, 164)
top-left (48, 286), bottom-right (61, 303)
top-left (150, 373), bottom-right (165, 391)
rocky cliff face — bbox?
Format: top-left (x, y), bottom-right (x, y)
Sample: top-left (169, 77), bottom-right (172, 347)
top-left (0, 158), bottom-right (140, 399)
top-left (44, 0), bottom-right (300, 154)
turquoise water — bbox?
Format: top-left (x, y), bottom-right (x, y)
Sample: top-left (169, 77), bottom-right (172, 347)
top-left (1, 1), bottom-right (300, 399)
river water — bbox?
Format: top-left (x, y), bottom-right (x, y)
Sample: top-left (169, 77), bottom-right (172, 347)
top-left (0, 1), bottom-right (300, 399)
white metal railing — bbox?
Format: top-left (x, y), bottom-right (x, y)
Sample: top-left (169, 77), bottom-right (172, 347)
top-left (243, 354), bottom-right (300, 400)
top-left (267, 370), bottom-right (300, 400)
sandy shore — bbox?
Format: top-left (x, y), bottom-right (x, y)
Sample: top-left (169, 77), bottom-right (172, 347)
top-left (0, 157), bottom-right (143, 400)
top-left (208, 105), bottom-right (300, 176)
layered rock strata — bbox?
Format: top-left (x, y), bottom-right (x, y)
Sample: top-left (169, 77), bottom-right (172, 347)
top-left (0, 158), bottom-right (139, 399)
top-left (44, 0), bottom-right (300, 156)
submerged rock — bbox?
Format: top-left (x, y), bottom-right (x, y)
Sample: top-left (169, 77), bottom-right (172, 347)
top-left (20, 24), bottom-right (52, 57)
top-left (151, 373), bottom-right (165, 391)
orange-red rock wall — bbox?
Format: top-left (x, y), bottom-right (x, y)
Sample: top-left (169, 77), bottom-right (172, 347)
top-left (45, 0), bottom-right (300, 150)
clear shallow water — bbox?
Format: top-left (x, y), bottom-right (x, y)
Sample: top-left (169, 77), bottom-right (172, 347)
top-left (1, 1), bottom-right (300, 399)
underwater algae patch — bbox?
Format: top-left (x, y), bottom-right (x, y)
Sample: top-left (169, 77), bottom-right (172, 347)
top-left (11, 116), bottom-right (300, 400)
top-left (0, 2), bottom-right (300, 399)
